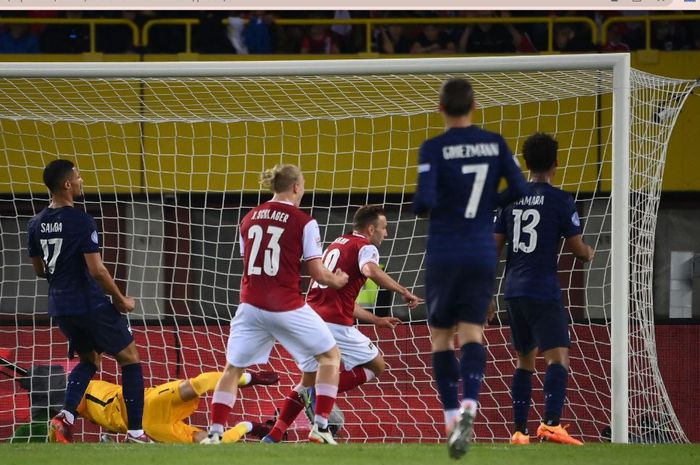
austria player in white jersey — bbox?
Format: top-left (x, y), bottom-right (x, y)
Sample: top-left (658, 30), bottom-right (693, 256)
top-left (262, 205), bottom-right (423, 443)
top-left (203, 164), bottom-right (349, 446)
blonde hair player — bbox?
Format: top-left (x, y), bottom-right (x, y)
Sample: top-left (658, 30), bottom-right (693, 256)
top-left (202, 164), bottom-right (349, 445)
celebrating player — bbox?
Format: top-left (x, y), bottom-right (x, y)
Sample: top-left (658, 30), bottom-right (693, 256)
top-left (494, 132), bottom-right (594, 446)
top-left (27, 159), bottom-right (151, 443)
top-left (202, 164), bottom-right (349, 445)
top-left (68, 370), bottom-right (278, 443)
top-left (413, 78), bottom-right (528, 459)
top-left (262, 204), bottom-right (423, 443)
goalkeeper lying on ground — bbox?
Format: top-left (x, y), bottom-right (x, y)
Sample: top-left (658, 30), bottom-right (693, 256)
top-left (52, 370), bottom-right (278, 443)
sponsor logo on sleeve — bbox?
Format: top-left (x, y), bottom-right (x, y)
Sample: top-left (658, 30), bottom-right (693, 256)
top-left (91, 230), bottom-right (99, 244)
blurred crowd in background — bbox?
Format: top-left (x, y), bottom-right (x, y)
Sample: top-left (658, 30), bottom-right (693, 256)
top-left (0, 10), bottom-right (699, 55)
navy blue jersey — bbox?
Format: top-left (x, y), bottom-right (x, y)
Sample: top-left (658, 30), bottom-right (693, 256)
top-left (495, 182), bottom-right (582, 301)
top-left (413, 126), bottom-right (527, 266)
top-left (27, 207), bottom-right (110, 316)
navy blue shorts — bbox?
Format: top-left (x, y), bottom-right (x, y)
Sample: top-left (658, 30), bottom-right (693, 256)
top-left (54, 304), bottom-right (134, 357)
top-left (426, 262), bottom-right (495, 328)
top-left (506, 297), bottom-right (571, 353)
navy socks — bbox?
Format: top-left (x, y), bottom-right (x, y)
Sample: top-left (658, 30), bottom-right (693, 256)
top-left (121, 363), bottom-right (145, 430)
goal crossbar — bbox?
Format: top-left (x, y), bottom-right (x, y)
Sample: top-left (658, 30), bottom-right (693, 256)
top-left (0, 54), bottom-right (631, 78)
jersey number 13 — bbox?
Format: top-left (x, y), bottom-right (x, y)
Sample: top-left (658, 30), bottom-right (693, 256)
top-left (512, 208), bottom-right (540, 253)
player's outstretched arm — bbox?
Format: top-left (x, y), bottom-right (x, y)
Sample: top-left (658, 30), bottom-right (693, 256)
top-left (84, 252), bottom-right (135, 313)
top-left (184, 371), bottom-right (279, 401)
top-left (308, 258), bottom-right (349, 289)
top-left (564, 235), bottom-right (595, 263)
top-left (353, 303), bottom-right (401, 329)
top-left (361, 262), bottom-right (424, 310)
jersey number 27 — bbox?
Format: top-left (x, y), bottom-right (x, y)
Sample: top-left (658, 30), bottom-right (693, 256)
top-left (40, 238), bottom-right (63, 274)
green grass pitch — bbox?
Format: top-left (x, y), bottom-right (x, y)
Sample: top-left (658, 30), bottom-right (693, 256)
top-left (2, 443), bottom-right (698, 465)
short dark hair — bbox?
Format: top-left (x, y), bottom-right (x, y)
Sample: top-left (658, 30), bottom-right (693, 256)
top-left (353, 205), bottom-right (386, 231)
top-left (522, 132), bottom-right (558, 173)
top-left (440, 78), bottom-right (474, 117)
top-left (43, 159), bottom-right (75, 193)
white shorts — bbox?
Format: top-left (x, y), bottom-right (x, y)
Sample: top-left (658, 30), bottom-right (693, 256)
top-left (226, 303), bottom-right (336, 368)
top-left (299, 323), bottom-right (380, 372)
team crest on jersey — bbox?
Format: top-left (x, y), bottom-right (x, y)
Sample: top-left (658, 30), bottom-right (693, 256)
top-left (571, 212), bottom-right (581, 227)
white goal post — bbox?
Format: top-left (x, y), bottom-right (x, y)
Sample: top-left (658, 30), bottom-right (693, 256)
top-left (0, 55), bottom-right (694, 444)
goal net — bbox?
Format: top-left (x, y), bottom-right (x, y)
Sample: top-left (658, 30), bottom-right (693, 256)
top-left (0, 56), bottom-right (694, 444)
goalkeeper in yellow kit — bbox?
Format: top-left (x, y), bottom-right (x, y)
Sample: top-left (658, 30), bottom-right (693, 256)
top-left (70, 370), bottom-right (278, 443)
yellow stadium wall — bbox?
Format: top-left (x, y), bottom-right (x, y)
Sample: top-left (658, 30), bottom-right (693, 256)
top-left (1, 51), bottom-right (698, 195)
top-left (631, 51), bottom-right (700, 191)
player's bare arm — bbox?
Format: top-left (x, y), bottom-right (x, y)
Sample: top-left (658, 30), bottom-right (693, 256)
top-left (494, 232), bottom-right (507, 258)
top-left (84, 252), bottom-right (135, 313)
top-left (31, 255), bottom-right (46, 278)
top-left (564, 235), bottom-right (595, 263)
top-left (353, 303), bottom-right (401, 329)
top-left (361, 261), bottom-right (424, 309)
top-left (307, 257), bottom-right (349, 289)
top-left (490, 233), bottom-right (508, 322)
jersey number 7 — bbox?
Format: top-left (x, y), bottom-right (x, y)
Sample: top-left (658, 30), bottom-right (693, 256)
top-left (462, 164), bottom-right (488, 218)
